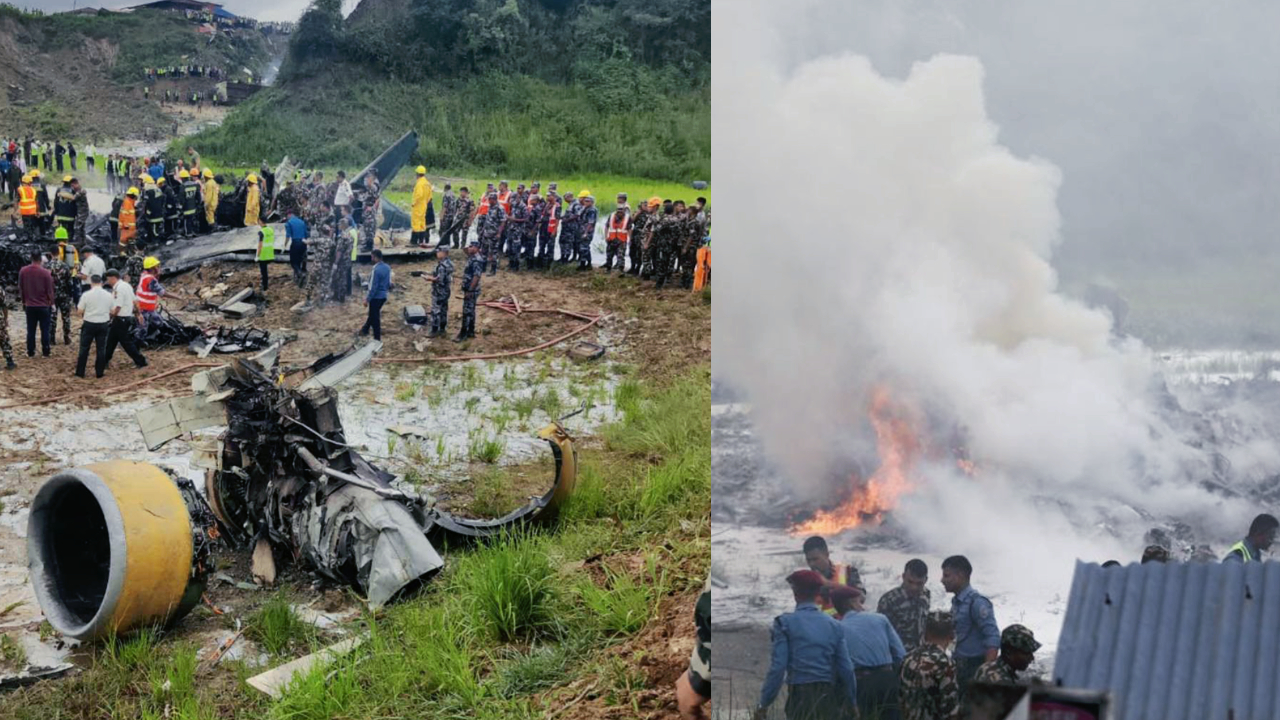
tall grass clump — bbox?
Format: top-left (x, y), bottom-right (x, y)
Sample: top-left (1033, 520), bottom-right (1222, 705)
top-left (455, 533), bottom-right (558, 643)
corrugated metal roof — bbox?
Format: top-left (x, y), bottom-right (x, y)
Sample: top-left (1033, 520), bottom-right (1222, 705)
top-left (1053, 559), bottom-right (1280, 720)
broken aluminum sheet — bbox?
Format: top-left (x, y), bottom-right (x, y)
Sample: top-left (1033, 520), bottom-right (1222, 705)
top-left (136, 394), bottom-right (229, 450)
top-left (291, 484), bottom-right (443, 609)
top-left (296, 341), bottom-right (382, 392)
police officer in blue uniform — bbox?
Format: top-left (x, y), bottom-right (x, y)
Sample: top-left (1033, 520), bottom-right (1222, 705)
top-left (941, 555), bottom-right (999, 702)
top-left (753, 570), bottom-right (857, 720)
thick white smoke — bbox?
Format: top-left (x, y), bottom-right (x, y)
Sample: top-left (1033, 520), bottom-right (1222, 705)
top-left (713, 3), bottom-right (1259, 576)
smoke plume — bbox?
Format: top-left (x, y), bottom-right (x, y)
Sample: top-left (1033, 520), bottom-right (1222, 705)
top-left (712, 1), bottom-right (1263, 574)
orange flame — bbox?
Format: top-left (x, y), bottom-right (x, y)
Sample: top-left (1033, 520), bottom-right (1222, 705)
top-left (790, 386), bottom-right (923, 535)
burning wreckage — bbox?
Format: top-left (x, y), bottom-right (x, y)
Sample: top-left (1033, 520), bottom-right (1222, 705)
top-left (26, 342), bottom-right (578, 642)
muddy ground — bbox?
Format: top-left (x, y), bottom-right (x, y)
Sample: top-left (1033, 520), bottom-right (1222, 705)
top-left (0, 251), bottom-right (709, 710)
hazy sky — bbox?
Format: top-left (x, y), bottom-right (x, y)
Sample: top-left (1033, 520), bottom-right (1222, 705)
top-left (26, 0), bottom-right (360, 23)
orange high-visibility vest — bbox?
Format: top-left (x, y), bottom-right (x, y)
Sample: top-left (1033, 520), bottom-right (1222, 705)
top-left (694, 246), bottom-right (710, 290)
top-left (606, 214), bottom-right (629, 241)
top-left (136, 273), bottom-right (160, 311)
top-left (546, 202), bottom-right (560, 235)
top-left (497, 190), bottom-right (511, 214)
top-left (477, 195), bottom-right (492, 216)
top-left (18, 185), bottom-right (38, 216)
top-left (119, 197), bottom-right (137, 230)
top-left (816, 563), bottom-right (853, 615)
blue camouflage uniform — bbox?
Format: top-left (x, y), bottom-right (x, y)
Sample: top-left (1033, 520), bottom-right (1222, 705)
top-left (757, 602), bottom-right (857, 719)
top-left (429, 255), bottom-right (454, 335)
top-left (459, 252), bottom-right (484, 339)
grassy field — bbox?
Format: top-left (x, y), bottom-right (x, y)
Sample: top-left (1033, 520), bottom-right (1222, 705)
top-left (1, 366), bottom-right (710, 720)
top-left (175, 71), bottom-right (710, 182)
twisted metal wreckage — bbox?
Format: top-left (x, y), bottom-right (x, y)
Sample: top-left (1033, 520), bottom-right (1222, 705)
top-left (26, 341), bottom-right (578, 642)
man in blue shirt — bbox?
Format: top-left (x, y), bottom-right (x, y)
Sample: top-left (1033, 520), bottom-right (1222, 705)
top-left (148, 158), bottom-right (164, 182)
top-left (942, 555), bottom-right (999, 700)
top-left (360, 249), bottom-right (390, 341)
top-left (833, 585), bottom-right (905, 720)
top-left (753, 570), bottom-right (856, 720)
top-left (285, 211), bottom-right (309, 287)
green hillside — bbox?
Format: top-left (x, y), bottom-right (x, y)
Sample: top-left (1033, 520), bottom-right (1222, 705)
top-left (180, 0), bottom-right (710, 181)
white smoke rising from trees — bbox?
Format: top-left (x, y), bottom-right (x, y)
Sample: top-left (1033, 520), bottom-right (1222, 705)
top-left (712, 2), bottom-right (1261, 575)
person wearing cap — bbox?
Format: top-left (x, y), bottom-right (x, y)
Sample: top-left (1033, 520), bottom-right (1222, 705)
top-left (135, 257), bottom-right (166, 334)
top-left (1223, 513), bottom-right (1278, 563)
top-left (17, 173), bottom-right (39, 241)
top-left (575, 191), bottom-right (597, 271)
top-left (118, 187), bottom-right (139, 255)
top-left (650, 200), bottom-right (684, 289)
top-left (75, 273), bottom-right (113, 379)
top-left (30, 167), bottom-right (52, 235)
top-left (1141, 545), bottom-right (1170, 564)
top-left (47, 232), bottom-right (78, 347)
top-left (753, 569), bottom-right (857, 720)
top-left (832, 585), bottom-right (905, 720)
top-left (359, 170), bottom-right (381, 251)
top-left (180, 169), bottom-right (202, 236)
top-left (425, 244), bottom-right (454, 338)
top-left (245, 172), bottom-right (262, 227)
top-left (102, 268), bottom-right (147, 370)
top-left (438, 183), bottom-right (458, 248)
top-left (603, 199), bottom-right (631, 273)
top-left (522, 194), bottom-right (544, 268)
top-left (475, 191), bottom-right (507, 276)
top-left (54, 174), bottom-right (77, 237)
top-left (450, 186), bottom-right (475, 250)
top-left (503, 184), bottom-right (530, 271)
top-left (941, 555), bottom-right (1000, 698)
top-left (496, 180), bottom-right (512, 215)
top-left (411, 165), bottom-right (434, 247)
top-left (538, 186), bottom-right (561, 268)
top-left (972, 625), bottom-right (1040, 685)
top-left (634, 196), bottom-right (661, 279)
top-left (202, 168), bottom-right (219, 231)
top-left (161, 175), bottom-right (183, 238)
top-left (560, 190), bottom-right (582, 263)
top-left (456, 242), bottom-right (484, 342)
top-left (899, 611), bottom-right (961, 720)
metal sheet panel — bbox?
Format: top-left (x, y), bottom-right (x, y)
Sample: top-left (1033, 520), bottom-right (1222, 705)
top-left (1054, 559), bottom-right (1280, 720)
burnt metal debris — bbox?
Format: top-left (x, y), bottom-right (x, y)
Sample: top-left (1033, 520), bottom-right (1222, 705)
top-left (131, 341), bottom-right (578, 610)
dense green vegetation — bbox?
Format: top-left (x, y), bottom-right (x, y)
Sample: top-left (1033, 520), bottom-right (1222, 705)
top-left (182, 0), bottom-right (710, 181)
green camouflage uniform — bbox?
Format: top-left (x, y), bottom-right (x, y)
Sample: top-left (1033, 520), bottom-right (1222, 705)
top-left (307, 234), bottom-right (335, 305)
top-left (650, 214), bottom-right (683, 287)
top-left (0, 285), bottom-right (14, 366)
top-left (973, 624), bottom-right (1040, 686)
top-left (47, 259), bottom-right (76, 344)
top-left (877, 586), bottom-right (932, 651)
top-left (688, 577), bottom-right (711, 699)
top-left (899, 643), bottom-right (961, 720)
top-left (973, 657), bottom-right (1018, 685)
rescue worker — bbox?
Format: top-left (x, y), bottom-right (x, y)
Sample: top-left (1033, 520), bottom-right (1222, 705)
top-left (360, 171), bottom-right (381, 251)
top-left (496, 180), bottom-right (513, 216)
top-left (973, 625), bottom-right (1040, 686)
top-left (650, 201), bottom-right (685, 289)
top-left (522, 194), bottom-right (543, 269)
top-left (244, 172), bottom-right (262, 227)
top-left (202, 168), bottom-right (219, 231)
top-left (1224, 513), bottom-right (1279, 563)
top-left (31, 168), bottom-right (52, 236)
top-left (678, 202), bottom-right (701, 289)
top-left (752, 570), bottom-right (857, 720)
top-left (180, 169), bottom-right (202, 236)
top-left (332, 218), bottom-right (357, 303)
top-left (504, 188), bottom-right (530, 271)
top-left (832, 585), bottom-right (906, 720)
top-left (108, 189), bottom-right (122, 246)
top-left (560, 190), bottom-right (580, 263)
top-left (135, 257), bottom-right (166, 334)
top-left (877, 559), bottom-right (932, 652)
top-left (69, 176), bottom-right (89, 245)
top-left (694, 235), bottom-right (711, 291)
top-left (160, 176), bottom-right (182, 238)
top-left (604, 202), bottom-right (630, 273)
top-left (457, 241), bottom-right (483, 342)
top-left (438, 183), bottom-right (457, 248)
top-left (899, 611), bottom-right (961, 720)
top-left (426, 245), bottom-right (453, 338)
top-left (306, 220), bottom-right (334, 306)
top-left (635, 196), bottom-right (661, 278)
top-left (539, 186), bottom-right (561, 268)
top-left (942, 555), bottom-right (1000, 699)
top-left (54, 175), bottom-right (77, 236)
top-left (256, 224), bottom-right (275, 291)
top-left (117, 186), bottom-right (138, 256)
top-left (47, 233), bottom-right (77, 346)
top-left (476, 191), bottom-right (507, 276)
top-left (17, 174), bottom-right (39, 241)
top-left (102, 268), bottom-right (147, 370)
top-left (142, 175), bottom-right (165, 244)
top-left (801, 536), bottom-right (864, 615)
top-left (411, 165), bottom-right (433, 247)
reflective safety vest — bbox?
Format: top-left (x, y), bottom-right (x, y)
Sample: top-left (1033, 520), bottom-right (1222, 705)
top-left (498, 190), bottom-right (511, 214)
top-left (257, 226), bottom-right (276, 261)
top-left (136, 274), bottom-right (160, 311)
top-left (17, 185), bottom-right (37, 216)
top-left (119, 197), bottom-right (137, 230)
top-left (350, 227), bottom-right (360, 261)
top-left (477, 195), bottom-right (492, 216)
top-left (1228, 541), bottom-right (1254, 562)
top-left (607, 214), bottom-right (630, 242)
top-left (816, 563), bottom-right (854, 616)
top-left (55, 187), bottom-right (76, 222)
top-left (545, 202), bottom-right (560, 235)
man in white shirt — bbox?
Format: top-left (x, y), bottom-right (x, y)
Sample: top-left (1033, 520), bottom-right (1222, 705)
top-left (102, 269), bottom-right (147, 370)
top-left (79, 249), bottom-right (106, 292)
top-left (74, 274), bottom-right (114, 378)
top-left (333, 170), bottom-right (353, 224)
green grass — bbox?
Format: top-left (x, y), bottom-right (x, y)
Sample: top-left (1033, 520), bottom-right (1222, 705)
top-left (534, 388), bottom-right (563, 419)
top-left (247, 596), bottom-right (315, 657)
top-left (471, 468), bottom-right (516, 517)
top-left (576, 569), bottom-right (654, 637)
top-left (455, 533), bottom-right (559, 643)
top-left (469, 435), bottom-right (506, 464)
top-left (0, 633), bottom-right (26, 669)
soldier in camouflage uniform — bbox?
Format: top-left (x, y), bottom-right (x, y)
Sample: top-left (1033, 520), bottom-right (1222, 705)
top-left (331, 218), bottom-right (357, 304)
top-left (676, 202), bottom-right (701, 289)
top-left (576, 195), bottom-right (598, 270)
top-left (972, 625), bottom-right (1039, 686)
top-left (450, 187), bottom-right (475, 249)
top-left (899, 611), bottom-right (961, 720)
top-left (628, 198), bottom-right (656, 277)
top-left (676, 576), bottom-right (711, 718)
top-left (426, 245), bottom-right (453, 338)
top-left (650, 202), bottom-right (683, 289)
top-left (306, 225), bottom-right (336, 306)
top-left (504, 191), bottom-right (530, 271)
top-left (47, 252), bottom-right (77, 346)
top-left (0, 284), bottom-right (15, 370)
top-left (475, 192), bottom-right (506, 275)
top-left (559, 191), bottom-right (580, 263)
top-left (456, 242), bottom-right (483, 342)
top-left (276, 181), bottom-right (303, 220)
top-left (522, 195), bottom-right (542, 270)
top-left (877, 559), bottom-right (932, 651)
top-left (360, 173), bottom-right (381, 252)
top-left (539, 186), bottom-right (560, 268)
top-left (438, 184), bottom-right (457, 248)
top-left (72, 178), bottom-right (90, 245)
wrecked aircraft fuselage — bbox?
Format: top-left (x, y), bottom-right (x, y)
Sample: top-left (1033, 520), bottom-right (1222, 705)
top-left (27, 342), bottom-right (578, 641)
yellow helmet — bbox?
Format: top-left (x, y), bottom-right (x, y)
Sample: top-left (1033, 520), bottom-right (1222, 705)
top-left (29, 168), bottom-right (40, 178)
top-left (127, 186), bottom-right (139, 196)
top-left (648, 196), bottom-right (662, 208)
top-left (62, 175), bottom-right (73, 183)
top-left (157, 177), bottom-right (166, 185)
top-left (143, 256), bottom-right (160, 269)
top-left (247, 173), bottom-right (258, 183)
top-left (179, 169), bottom-right (190, 179)
top-left (578, 190), bottom-right (590, 198)
top-left (416, 165), bottom-right (426, 175)
top-left (21, 174), bottom-right (31, 183)
top-left (143, 175), bottom-right (155, 185)
top-left (202, 168), bottom-right (213, 179)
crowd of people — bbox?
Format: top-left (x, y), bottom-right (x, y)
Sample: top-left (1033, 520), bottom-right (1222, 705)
top-left (1, 138), bottom-right (97, 199)
top-left (142, 64), bottom-right (227, 81)
top-left (750, 516), bottom-right (1278, 719)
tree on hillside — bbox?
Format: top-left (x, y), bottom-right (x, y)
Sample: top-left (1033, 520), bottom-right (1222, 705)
top-left (287, 0), bottom-right (344, 75)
